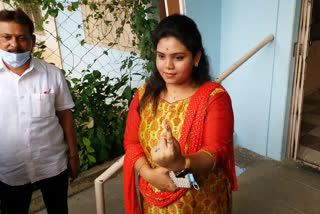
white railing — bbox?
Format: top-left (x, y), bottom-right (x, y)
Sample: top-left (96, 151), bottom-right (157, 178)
top-left (94, 33), bottom-right (275, 214)
top-left (94, 155), bottom-right (125, 214)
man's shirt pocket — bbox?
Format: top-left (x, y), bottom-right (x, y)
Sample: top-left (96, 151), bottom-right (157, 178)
top-left (31, 93), bottom-right (55, 118)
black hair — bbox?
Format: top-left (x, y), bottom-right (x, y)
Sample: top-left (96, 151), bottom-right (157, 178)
top-left (138, 14), bottom-right (211, 113)
top-left (0, 9), bottom-right (34, 35)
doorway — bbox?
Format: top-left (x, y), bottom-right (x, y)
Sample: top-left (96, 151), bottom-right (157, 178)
top-left (298, 0), bottom-right (320, 167)
top-left (288, 0), bottom-right (320, 168)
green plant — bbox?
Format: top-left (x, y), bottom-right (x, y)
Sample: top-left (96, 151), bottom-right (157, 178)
top-left (65, 69), bottom-right (136, 171)
top-left (32, 41), bottom-right (47, 59)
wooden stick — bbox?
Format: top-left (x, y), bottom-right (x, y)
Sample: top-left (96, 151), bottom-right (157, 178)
top-left (214, 34), bottom-right (274, 83)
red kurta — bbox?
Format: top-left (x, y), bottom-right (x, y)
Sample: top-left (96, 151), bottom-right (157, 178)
top-left (123, 81), bottom-right (237, 214)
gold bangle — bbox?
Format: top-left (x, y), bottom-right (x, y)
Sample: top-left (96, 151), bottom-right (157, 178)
top-left (199, 149), bottom-right (216, 170)
top-left (137, 162), bottom-right (149, 175)
top-left (184, 157), bottom-right (190, 169)
top-left (199, 149), bottom-right (214, 158)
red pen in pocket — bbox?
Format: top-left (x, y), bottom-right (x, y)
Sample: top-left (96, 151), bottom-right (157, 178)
top-left (44, 89), bottom-right (51, 94)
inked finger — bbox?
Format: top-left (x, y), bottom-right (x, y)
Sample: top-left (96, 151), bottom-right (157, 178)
top-left (158, 136), bottom-right (168, 149)
top-left (164, 120), bottom-right (173, 144)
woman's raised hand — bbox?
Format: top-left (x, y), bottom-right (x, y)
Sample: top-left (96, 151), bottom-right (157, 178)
top-left (152, 121), bottom-right (185, 172)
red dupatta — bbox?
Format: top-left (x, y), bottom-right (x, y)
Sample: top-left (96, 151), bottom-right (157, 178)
top-left (123, 81), bottom-right (237, 214)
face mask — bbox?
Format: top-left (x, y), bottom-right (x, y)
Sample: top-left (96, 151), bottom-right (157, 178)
top-left (0, 49), bottom-right (31, 68)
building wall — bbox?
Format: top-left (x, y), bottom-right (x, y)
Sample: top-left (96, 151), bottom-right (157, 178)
top-left (186, 0), bottom-right (301, 160)
top-left (55, 7), bottom-right (132, 76)
top-left (185, 0), bottom-right (221, 77)
top-left (220, 0), bottom-right (278, 157)
top-left (266, 0), bottom-right (301, 159)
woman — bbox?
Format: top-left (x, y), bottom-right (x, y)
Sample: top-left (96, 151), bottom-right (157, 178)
top-left (123, 14), bottom-right (237, 214)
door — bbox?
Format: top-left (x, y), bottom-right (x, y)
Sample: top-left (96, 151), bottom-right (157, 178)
top-left (287, 0), bottom-right (313, 160)
top-left (159, 0), bottom-right (186, 20)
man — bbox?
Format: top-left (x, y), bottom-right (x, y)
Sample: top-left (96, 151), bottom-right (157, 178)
top-left (0, 9), bottom-right (79, 214)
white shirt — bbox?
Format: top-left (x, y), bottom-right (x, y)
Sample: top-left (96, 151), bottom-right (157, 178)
top-left (0, 58), bottom-right (75, 186)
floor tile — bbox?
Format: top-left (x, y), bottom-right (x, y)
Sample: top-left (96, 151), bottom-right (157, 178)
top-left (302, 104), bottom-right (319, 113)
top-left (309, 126), bottom-right (320, 138)
top-left (300, 121), bottom-right (316, 136)
top-left (301, 114), bottom-right (320, 126)
top-left (300, 134), bottom-right (320, 151)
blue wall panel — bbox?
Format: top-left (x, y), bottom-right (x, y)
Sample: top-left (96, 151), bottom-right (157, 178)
top-left (267, 0), bottom-right (300, 159)
top-left (220, 0), bottom-right (278, 156)
top-left (186, 0), bottom-right (221, 78)
top-left (186, 0), bottom-right (300, 160)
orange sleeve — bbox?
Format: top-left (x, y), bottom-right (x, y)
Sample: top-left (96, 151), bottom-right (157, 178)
top-left (201, 91), bottom-right (234, 167)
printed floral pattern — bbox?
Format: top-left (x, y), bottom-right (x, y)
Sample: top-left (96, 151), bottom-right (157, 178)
top-left (138, 87), bottom-right (232, 213)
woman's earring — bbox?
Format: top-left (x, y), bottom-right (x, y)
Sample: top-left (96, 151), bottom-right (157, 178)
top-left (194, 63), bottom-right (198, 67)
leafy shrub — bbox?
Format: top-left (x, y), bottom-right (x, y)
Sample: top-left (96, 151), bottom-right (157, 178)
top-left (65, 70), bottom-right (136, 171)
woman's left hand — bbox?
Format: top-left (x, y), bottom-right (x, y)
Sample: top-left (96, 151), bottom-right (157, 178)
top-left (152, 121), bottom-right (185, 171)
